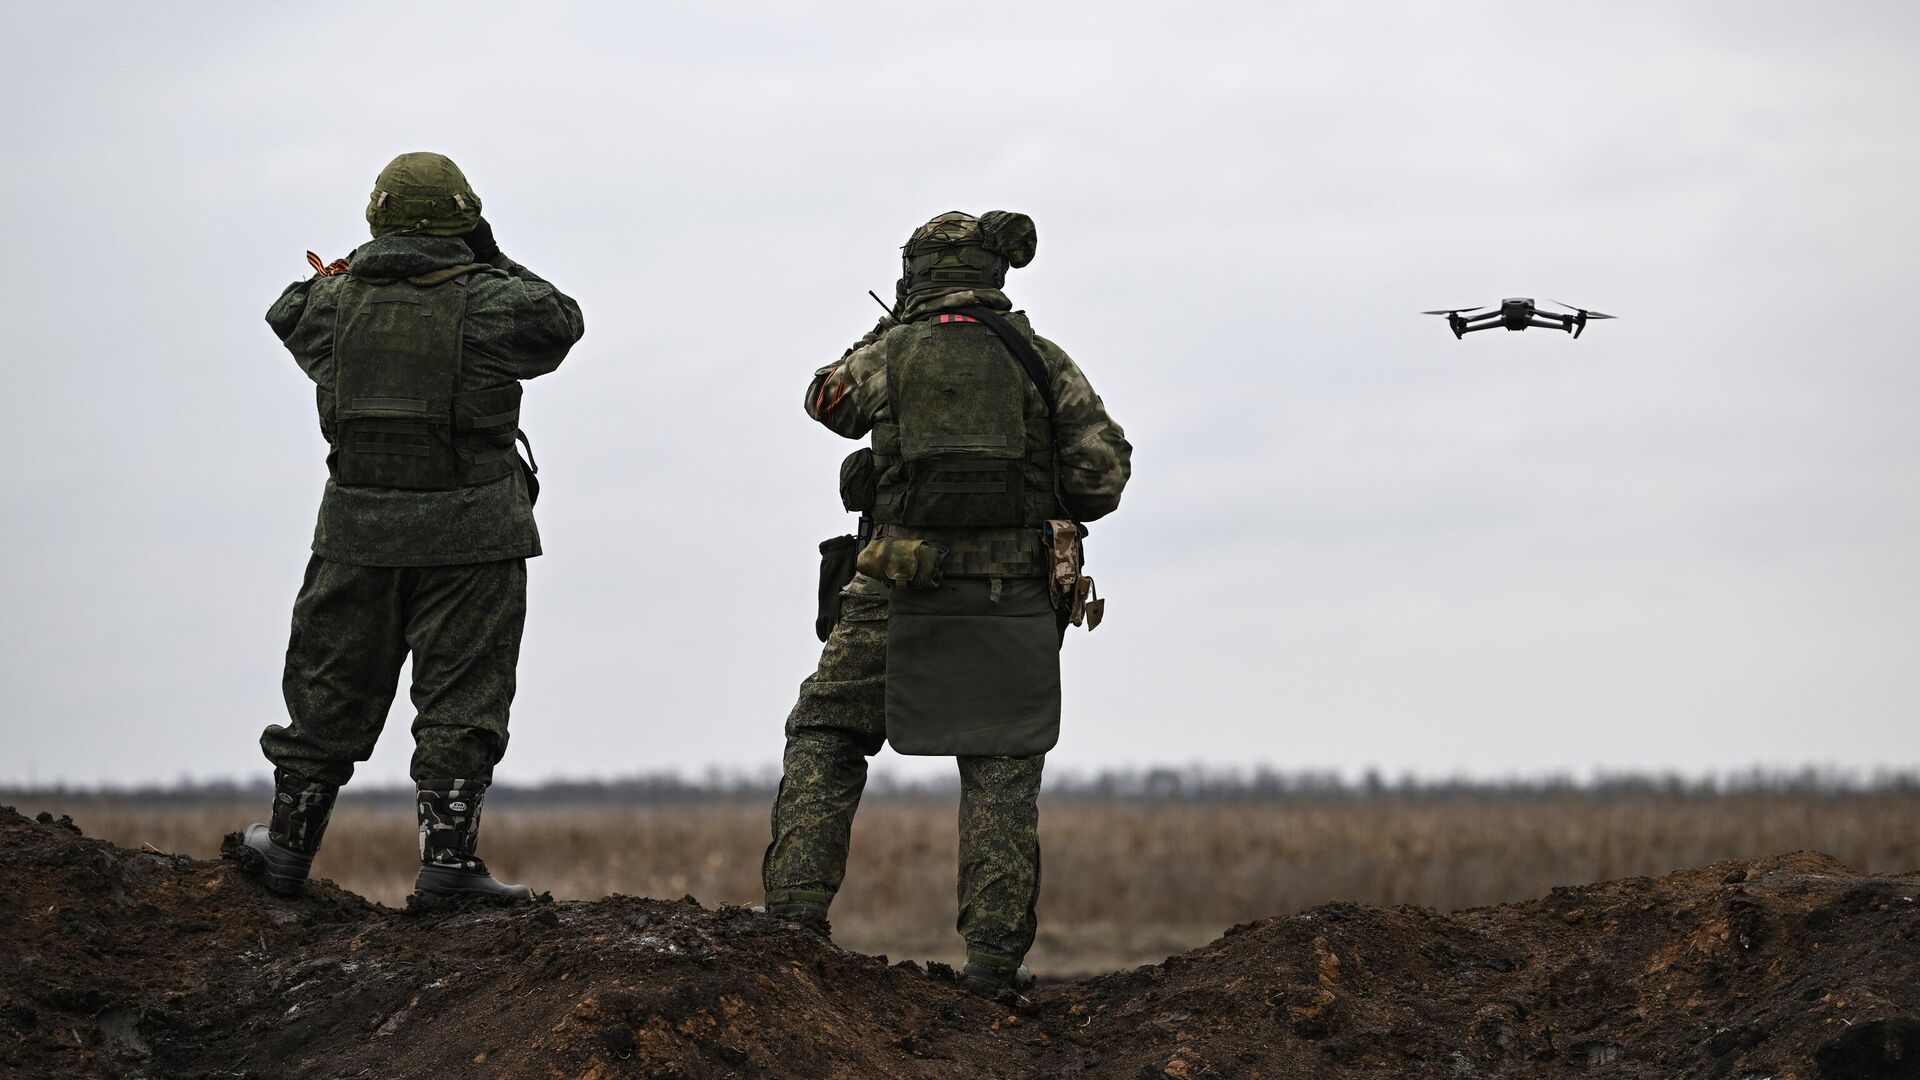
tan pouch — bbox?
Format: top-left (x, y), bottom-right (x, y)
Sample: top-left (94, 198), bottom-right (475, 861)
top-left (1045, 519), bottom-right (1105, 630)
top-left (856, 537), bottom-right (948, 591)
top-left (1075, 575), bottom-right (1105, 630)
top-left (1045, 520), bottom-right (1080, 608)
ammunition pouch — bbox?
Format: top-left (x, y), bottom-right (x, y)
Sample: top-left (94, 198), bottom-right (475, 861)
top-left (856, 537), bottom-right (948, 591)
top-left (873, 523), bottom-right (1045, 579)
top-left (839, 448), bottom-right (876, 513)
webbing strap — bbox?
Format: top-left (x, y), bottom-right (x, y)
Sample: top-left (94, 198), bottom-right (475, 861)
top-left (926, 482), bottom-right (1006, 493)
top-left (467, 408), bottom-right (519, 431)
top-left (350, 396), bottom-right (428, 414)
top-left (929, 433), bottom-right (1011, 447)
top-left (352, 433), bottom-right (432, 457)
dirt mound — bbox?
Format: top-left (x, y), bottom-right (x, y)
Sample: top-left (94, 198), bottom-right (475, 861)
top-left (1, 805), bottom-right (1915, 1079)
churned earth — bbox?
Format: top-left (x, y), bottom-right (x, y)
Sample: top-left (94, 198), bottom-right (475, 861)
top-left (1, 805), bottom-right (1916, 1079)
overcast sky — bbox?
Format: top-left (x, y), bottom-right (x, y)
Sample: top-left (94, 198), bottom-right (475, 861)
top-left (2, 3), bottom-right (1916, 787)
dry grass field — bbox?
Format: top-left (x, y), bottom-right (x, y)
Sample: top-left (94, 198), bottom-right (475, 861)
top-left (15, 786), bottom-right (1919, 974)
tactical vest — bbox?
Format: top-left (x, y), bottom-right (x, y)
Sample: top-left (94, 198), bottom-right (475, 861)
top-left (870, 315), bottom-right (1057, 575)
top-left (319, 273), bottom-right (522, 490)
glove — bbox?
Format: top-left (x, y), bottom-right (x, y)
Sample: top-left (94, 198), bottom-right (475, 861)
top-left (462, 217), bottom-right (500, 262)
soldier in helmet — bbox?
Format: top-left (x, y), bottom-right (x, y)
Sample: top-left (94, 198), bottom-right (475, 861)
top-left (237, 152), bottom-right (584, 900)
top-left (763, 211), bottom-right (1132, 995)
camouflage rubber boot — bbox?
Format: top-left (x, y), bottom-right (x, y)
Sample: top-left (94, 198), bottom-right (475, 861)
top-left (413, 780), bottom-right (533, 901)
top-left (765, 898), bottom-right (833, 939)
top-left (240, 770), bottom-right (339, 895)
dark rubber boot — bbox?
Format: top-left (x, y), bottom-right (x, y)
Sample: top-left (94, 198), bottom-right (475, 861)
top-left (766, 899), bottom-right (833, 939)
top-left (239, 770), bottom-right (337, 895)
top-left (412, 780), bottom-right (533, 901)
top-left (959, 958), bottom-right (1036, 1000)
top-left (239, 824), bottom-right (313, 895)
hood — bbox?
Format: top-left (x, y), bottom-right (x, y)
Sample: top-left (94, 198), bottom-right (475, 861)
top-left (346, 235), bottom-right (476, 280)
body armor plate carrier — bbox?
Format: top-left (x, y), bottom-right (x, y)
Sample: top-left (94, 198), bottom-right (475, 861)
top-left (875, 318), bottom-right (1051, 532)
top-left (871, 312), bottom-right (1066, 757)
top-left (322, 274), bottom-right (522, 490)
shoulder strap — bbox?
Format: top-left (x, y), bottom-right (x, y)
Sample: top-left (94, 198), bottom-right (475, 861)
top-left (954, 306), bottom-right (1055, 418)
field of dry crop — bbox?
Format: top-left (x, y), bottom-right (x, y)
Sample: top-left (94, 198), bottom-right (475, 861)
top-left (16, 787), bottom-right (1919, 975)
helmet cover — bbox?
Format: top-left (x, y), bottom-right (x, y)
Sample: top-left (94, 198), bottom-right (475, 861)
top-left (365, 152), bottom-right (482, 238)
top-left (901, 210), bottom-right (1036, 293)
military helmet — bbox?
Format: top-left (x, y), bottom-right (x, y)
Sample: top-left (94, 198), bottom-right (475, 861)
top-left (365, 152), bottom-right (483, 238)
top-left (901, 210), bottom-right (1037, 294)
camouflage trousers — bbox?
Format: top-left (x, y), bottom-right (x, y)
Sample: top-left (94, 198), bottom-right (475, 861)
top-left (260, 555), bottom-right (526, 788)
top-left (762, 591), bottom-right (1046, 967)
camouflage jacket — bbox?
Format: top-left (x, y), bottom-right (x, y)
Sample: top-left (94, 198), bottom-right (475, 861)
top-left (805, 287), bottom-right (1132, 524)
top-left (266, 234), bottom-right (584, 566)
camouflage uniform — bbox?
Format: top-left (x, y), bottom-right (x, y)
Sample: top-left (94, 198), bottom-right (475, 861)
top-left (258, 226), bottom-right (582, 788)
top-left (765, 265), bottom-right (1131, 969)
top-left (237, 153), bottom-right (575, 903)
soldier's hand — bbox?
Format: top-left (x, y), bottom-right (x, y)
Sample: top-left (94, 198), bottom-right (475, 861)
top-left (463, 217), bottom-right (500, 262)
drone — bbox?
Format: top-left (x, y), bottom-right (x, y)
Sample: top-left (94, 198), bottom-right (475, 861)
top-left (1422, 298), bottom-right (1616, 339)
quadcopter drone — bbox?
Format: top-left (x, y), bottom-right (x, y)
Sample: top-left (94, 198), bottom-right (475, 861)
top-left (1422, 298), bottom-right (1616, 339)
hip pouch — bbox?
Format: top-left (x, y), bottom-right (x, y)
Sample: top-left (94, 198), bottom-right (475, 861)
top-left (815, 534), bottom-right (860, 642)
top-left (884, 577), bottom-right (1061, 757)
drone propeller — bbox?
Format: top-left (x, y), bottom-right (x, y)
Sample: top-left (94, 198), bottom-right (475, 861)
top-left (1549, 299), bottom-right (1617, 320)
top-left (1421, 307), bottom-right (1485, 316)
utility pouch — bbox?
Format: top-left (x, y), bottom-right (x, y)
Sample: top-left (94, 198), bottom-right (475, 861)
top-left (885, 577), bottom-right (1062, 757)
top-left (839, 447), bottom-right (877, 513)
top-left (815, 534), bottom-right (860, 641)
top-left (1076, 576), bottom-right (1104, 631)
top-left (856, 537), bottom-right (948, 591)
top-left (1044, 519), bottom-right (1102, 629)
